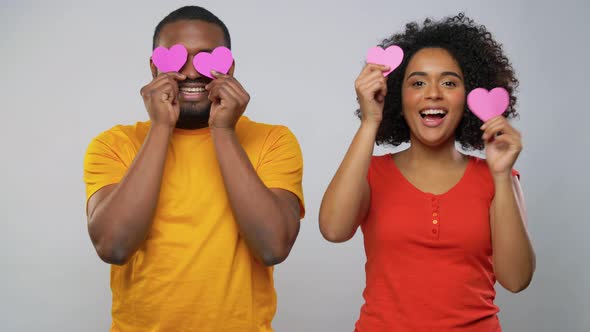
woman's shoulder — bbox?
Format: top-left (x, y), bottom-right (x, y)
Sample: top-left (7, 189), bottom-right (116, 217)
top-left (371, 153), bottom-right (393, 163)
top-left (466, 155), bottom-right (520, 178)
top-left (368, 154), bottom-right (396, 182)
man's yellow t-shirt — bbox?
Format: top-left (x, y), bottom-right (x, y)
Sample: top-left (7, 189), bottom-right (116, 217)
top-left (83, 116), bottom-right (305, 332)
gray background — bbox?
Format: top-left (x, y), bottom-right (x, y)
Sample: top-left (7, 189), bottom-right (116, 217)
top-left (1, 0), bottom-right (588, 331)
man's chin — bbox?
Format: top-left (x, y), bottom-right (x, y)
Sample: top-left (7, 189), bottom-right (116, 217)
top-left (176, 105), bottom-right (211, 129)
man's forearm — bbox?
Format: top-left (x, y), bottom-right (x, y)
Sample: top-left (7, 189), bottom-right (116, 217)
top-left (89, 124), bottom-right (172, 264)
top-left (211, 127), bottom-right (298, 265)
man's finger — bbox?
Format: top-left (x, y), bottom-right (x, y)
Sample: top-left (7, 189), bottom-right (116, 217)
top-left (157, 72), bottom-right (187, 81)
top-left (211, 70), bottom-right (231, 79)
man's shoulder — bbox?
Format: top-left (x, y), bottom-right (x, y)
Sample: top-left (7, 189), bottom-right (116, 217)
top-left (236, 116), bottom-right (295, 140)
top-left (91, 120), bottom-right (151, 146)
top-left (85, 121), bottom-right (151, 160)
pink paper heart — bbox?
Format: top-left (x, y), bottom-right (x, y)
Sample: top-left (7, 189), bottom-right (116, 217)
top-left (366, 45), bottom-right (404, 76)
top-left (152, 44), bottom-right (188, 73)
top-left (467, 87), bottom-right (509, 122)
top-left (193, 46), bottom-right (233, 79)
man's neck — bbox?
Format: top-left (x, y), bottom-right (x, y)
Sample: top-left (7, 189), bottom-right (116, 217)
top-left (175, 120), bottom-right (209, 130)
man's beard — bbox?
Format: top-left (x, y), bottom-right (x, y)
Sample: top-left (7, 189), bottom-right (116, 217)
top-left (175, 100), bottom-right (211, 129)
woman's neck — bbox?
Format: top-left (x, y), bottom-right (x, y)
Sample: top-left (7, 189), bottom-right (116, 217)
top-left (399, 135), bottom-right (466, 167)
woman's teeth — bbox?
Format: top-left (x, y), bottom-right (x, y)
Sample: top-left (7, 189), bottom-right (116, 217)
top-left (420, 109), bottom-right (447, 118)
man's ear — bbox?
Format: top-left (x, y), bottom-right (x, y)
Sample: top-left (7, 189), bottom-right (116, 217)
top-left (227, 60), bottom-right (235, 77)
top-left (149, 57), bottom-right (158, 79)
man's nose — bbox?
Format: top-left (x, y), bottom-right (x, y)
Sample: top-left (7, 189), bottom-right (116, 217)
top-left (180, 55), bottom-right (201, 80)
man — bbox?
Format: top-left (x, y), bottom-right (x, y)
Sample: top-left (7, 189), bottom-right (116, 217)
top-left (83, 6), bottom-right (304, 331)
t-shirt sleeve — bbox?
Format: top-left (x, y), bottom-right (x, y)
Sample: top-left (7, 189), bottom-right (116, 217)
top-left (83, 131), bottom-right (129, 207)
top-left (257, 126), bottom-right (305, 218)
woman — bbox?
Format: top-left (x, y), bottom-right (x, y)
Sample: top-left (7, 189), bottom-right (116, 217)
top-left (319, 14), bottom-right (535, 331)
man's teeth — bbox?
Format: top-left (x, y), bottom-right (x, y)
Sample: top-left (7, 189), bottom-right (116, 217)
top-left (420, 109), bottom-right (447, 115)
top-left (180, 87), bottom-right (206, 93)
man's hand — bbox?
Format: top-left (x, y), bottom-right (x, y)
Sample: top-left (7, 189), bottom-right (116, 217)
top-left (206, 71), bottom-right (250, 130)
top-left (140, 72), bottom-right (187, 129)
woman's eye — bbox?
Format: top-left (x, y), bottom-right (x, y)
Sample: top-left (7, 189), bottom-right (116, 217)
top-left (443, 81), bottom-right (457, 87)
top-left (412, 81), bottom-right (425, 87)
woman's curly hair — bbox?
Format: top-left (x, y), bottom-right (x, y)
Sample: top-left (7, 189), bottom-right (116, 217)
top-left (357, 13), bottom-right (519, 150)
